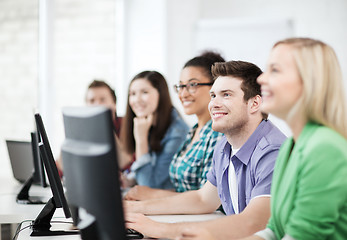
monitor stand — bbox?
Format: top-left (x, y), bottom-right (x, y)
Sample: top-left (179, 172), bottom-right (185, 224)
top-left (30, 197), bottom-right (80, 236)
top-left (16, 175), bottom-right (45, 205)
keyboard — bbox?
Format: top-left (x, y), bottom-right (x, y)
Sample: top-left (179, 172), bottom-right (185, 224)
top-left (126, 228), bottom-right (144, 239)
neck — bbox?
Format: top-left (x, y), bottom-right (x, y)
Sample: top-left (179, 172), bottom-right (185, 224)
top-left (225, 118), bottom-right (263, 149)
top-left (196, 112), bottom-right (211, 129)
top-left (287, 113), bottom-right (307, 142)
top-left (191, 113), bottom-right (211, 142)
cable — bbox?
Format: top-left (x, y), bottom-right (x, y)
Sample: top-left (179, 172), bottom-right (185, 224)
top-left (12, 220), bottom-right (33, 240)
top-left (11, 219), bottom-right (75, 240)
top-left (51, 220), bottom-right (74, 224)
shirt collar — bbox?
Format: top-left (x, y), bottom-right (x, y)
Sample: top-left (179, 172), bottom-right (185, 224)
top-left (232, 119), bottom-right (269, 165)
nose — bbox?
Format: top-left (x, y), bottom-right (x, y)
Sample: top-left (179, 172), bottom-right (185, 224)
top-left (209, 95), bottom-right (221, 109)
top-left (257, 72), bottom-right (266, 85)
top-left (179, 86), bottom-right (190, 97)
top-left (132, 93), bottom-right (142, 102)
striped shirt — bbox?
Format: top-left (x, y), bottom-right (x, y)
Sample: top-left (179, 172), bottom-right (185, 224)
top-left (169, 120), bottom-right (223, 192)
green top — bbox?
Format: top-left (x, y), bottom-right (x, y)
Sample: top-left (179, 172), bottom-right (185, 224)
top-left (267, 122), bottom-right (347, 239)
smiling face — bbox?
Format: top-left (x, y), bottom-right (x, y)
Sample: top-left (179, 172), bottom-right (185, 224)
top-left (178, 66), bottom-right (212, 119)
top-left (208, 76), bottom-right (250, 135)
top-left (128, 78), bottom-right (160, 117)
top-left (257, 44), bottom-right (303, 120)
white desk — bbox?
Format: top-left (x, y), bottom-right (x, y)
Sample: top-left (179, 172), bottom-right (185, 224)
top-left (14, 212), bottom-right (224, 240)
top-left (0, 177), bottom-right (224, 239)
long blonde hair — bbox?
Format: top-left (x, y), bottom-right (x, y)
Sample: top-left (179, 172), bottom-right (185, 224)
top-left (275, 38), bottom-right (347, 139)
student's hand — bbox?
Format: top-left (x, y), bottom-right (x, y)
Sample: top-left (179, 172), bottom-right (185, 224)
top-left (124, 185), bottom-right (152, 201)
top-left (133, 114), bottom-right (153, 141)
top-left (126, 212), bottom-right (166, 239)
top-left (120, 172), bottom-right (136, 189)
top-left (176, 226), bottom-right (216, 240)
top-left (123, 200), bottom-right (142, 214)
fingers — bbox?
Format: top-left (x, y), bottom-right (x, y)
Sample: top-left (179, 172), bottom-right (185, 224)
top-left (124, 192), bottom-right (138, 201)
top-left (125, 212), bottom-right (138, 222)
top-left (177, 227), bottom-right (215, 240)
top-left (133, 114), bottom-right (153, 140)
top-left (125, 185), bottom-right (150, 201)
top-left (134, 113), bottom-right (154, 126)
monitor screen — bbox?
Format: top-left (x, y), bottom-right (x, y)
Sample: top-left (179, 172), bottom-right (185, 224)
top-left (8, 132), bottom-right (48, 204)
top-left (6, 140), bottom-right (34, 183)
top-left (61, 106), bottom-right (131, 240)
top-left (30, 113), bottom-right (78, 236)
top-left (31, 131), bottom-right (48, 188)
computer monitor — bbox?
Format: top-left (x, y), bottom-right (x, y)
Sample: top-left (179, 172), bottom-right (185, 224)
top-left (6, 140), bottom-right (34, 184)
top-left (30, 113), bottom-right (78, 236)
top-left (31, 131), bottom-right (48, 187)
top-left (11, 132), bottom-right (48, 204)
top-left (61, 106), bottom-right (134, 240)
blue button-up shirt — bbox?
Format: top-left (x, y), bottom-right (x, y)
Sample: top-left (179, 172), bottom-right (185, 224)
top-left (207, 120), bottom-right (287, 215)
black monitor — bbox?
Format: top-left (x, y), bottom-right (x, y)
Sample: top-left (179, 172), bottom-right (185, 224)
top-left (16, 132), bottom-right (48, 204)
top-left (61, 106), bottom-right (142, 240)
top-left (30, 113), bottom-right (79, 236)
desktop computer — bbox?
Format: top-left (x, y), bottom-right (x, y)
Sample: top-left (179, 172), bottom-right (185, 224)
top-left (61, 106), bottom-right (143, 240)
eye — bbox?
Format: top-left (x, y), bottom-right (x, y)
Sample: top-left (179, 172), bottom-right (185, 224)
top-left (270, 67), bottom-right (279, 73)
top-left (209, 93), bottom-right (216, 98)
top-left (223, 92), bottom-right (231, 97)
top-left (188, 82), bottom-right (198, 87)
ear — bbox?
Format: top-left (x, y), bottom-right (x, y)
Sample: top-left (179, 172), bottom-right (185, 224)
top-left (248, 95), bottom-right (262, 114)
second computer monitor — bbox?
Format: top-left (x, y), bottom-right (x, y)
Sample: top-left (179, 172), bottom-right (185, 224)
top-left (61, 106), bottom-right (127, 240)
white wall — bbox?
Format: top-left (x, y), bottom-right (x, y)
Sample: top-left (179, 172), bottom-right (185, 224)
top-left (0, 0), bottom-right (39, 178)
top-left (120, 0), bottom-right (167, 115)
top-left (1, 0), bottom-right (347, 177)
top-left (161, 0), bottom-right (347, 131)
top-left (0, 0), bottom-right (118, 177)
top-left (122, 0), bottom-right (347, 130)
top-left (198, 0), bottom-right (347, 86)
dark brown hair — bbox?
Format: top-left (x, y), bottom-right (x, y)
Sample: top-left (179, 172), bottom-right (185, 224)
top-left (212, 61), bottom-right (268, 119)
top-left (87, 79), bottom-right (117, 103)
top-left (120, 71), bottom-right (173, 154)
top-left (184, 51), bottom-right (225, 82)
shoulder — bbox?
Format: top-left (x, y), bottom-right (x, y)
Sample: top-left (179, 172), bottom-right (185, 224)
top-left (255, 120), bottom-right (287, 154)
top-left (262, 120), bottom-right (287, 145)
top-left (300, 123), bottom-right (347, 156)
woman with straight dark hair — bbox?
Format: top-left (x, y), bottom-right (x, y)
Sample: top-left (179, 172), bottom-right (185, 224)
top-left (120, 70), bottom-right (189, 189)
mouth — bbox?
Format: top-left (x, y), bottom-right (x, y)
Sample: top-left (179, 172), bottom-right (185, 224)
top-left (261, 89), bottom-right (272, 99)
top-left (211, 112), bottom-right (227, 120)
top-left (132, 105), bottom-right (148, 114)
top-left (181, 100), bottom-right (194, 107)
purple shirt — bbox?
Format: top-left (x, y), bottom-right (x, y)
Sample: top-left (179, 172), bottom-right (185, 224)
top-left (207, 120), bottom-right (286, 215)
